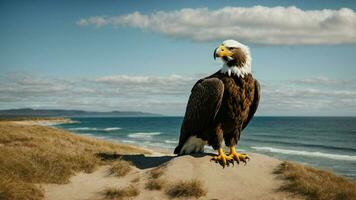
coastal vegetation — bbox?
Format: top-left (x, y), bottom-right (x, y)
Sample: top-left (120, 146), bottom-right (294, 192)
top-left (109, 160), bottom-right (133, 177)
top-left (145, 165), bottom-right (167, 191)
top-left (0, 121), bottom-right (148, 200)
top-left (148, 166), bottom-right (165, 179)
top-left (165, 179), bottom-right (207, 198)
top-left (145, 178), bottom-right (166, 191)
top-left (275, 161), bottom-right (356, 200)
top-left (103, 185), bottom-right (140, 199)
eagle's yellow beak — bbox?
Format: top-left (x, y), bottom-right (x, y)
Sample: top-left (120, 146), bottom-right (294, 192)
top-left (214, 45), bottom-right (233, 60)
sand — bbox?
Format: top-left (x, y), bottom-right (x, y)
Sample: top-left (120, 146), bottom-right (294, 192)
top-left (44, 153), bottom-right (303, 200)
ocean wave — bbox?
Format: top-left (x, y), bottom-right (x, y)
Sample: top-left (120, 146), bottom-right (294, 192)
top-left (252, 146), bottom-right (356, 161)
top-left (103, 127), bottom-right (122, 131)
top-left (128, 132), bottom-right (161, 139)
top-left (122, 140), bottom-right (135, 143)
top-left (69, 127), bottom-right (121, 131)
top-left (69, 127), bottom-right (98, 131)
top-left (248, 134), bottom-right (297, 139)
top-left (245, 138), bottom-right (356, 152)
top-left (164, 140), bottom-right (178, 144)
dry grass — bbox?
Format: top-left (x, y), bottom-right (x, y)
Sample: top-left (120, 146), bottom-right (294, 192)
top-left (0, 121), bottom-right (149, 200)
top-left (145, 165), bottom-right (167, 191)
top-left (165, 179), bottom-right (207, 198)
top-left (145, 178), bottom-right (166, 190)
top-left (103, 185), bottom-right (140, 199)
top-left (149, 166), bottom-right (165, 179)
top-left (109, 160), bottom-right (133, 177)
top-left (0, 176), bottom-right (44, 200)
top-left (275, 161), bottom-right (356, 200)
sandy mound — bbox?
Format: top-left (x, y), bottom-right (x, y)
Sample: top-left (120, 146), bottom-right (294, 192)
top-left (44, 153), bottom-right (303, 200)
top-left (160, 153), bottom-right (301, 200)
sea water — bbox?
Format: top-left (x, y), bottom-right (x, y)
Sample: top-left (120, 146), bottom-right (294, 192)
top-left (55, 117), bottom-right (356, 180)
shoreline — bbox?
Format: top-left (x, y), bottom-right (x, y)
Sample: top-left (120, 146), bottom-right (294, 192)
top-left (13, 117), bottom-right (356, 176)
top-left (13, 118), bottom-right (356, 177)
top-left (11, 117), bottom-right (168, 155)
top-left (5, 117), bottom-right (78, 126)
top-left (44, 118), bottom-right (356, 178)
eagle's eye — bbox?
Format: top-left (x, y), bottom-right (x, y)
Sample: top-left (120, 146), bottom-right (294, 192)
top-left (228, 47), bottom-right (234, 50)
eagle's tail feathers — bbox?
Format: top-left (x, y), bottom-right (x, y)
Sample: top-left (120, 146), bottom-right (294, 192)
top-left (175, 136), bottom-right (206, 155)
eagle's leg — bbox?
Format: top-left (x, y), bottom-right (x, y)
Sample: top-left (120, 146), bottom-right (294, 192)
top-left (226, 146), bottom-right (250, 164)
top-left (211, 148), bottom-right (232, 167)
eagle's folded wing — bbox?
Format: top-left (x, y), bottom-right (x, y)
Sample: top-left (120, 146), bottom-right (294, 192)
top-left (242, 79), bottom-right (260, 130)
top-left (174, 78), bottom-right (224, 154)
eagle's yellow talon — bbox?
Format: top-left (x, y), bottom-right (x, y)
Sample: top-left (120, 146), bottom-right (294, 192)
top-left (227, 146), bottom-right (250, 165)
top-left (211, 148), bottom-right (232, 167)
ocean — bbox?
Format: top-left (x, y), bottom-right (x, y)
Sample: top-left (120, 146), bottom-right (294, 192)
top-left (54, 117), bottom-right (356, 180)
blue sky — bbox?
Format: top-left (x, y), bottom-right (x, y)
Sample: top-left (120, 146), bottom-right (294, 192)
top-left (0, 0), bottom-right (356, 116)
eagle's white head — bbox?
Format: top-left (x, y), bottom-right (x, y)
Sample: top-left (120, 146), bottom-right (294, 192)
top-left (214, 40), bottom-right (251, 77)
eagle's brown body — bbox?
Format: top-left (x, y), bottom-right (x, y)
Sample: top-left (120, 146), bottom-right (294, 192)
top-left (174, 71), bottom-right (260, 155)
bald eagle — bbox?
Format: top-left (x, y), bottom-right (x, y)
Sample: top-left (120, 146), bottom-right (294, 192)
top-left (174, 40), bottom-right (260, 166)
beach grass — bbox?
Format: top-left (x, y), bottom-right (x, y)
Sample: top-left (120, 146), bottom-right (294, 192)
top-left (145, 178), bottom-right (166, 190)
top-left (149, 166), bottom-right (165, 179)
top-left (109, 160), bottom-right (133, 177)
top-left (275, 161), bottom-right (356, 200)
top-left (103, 185), bottom-right (140, 199)
top-left (0, 121), bottom-right (149, 200)
top-left (0, 176), bottom-right (44, 200)
top-left (145, 165), bottom-right (167, 190)
top-left (165, 179), bottom-right (207, 198)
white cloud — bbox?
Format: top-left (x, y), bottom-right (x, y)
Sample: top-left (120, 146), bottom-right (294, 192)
top-left (1, 73), bottom-right (356, 115)
top-left (95, 74), bottom-right (195, 85)
top-left (77, 6), bottom-right (356, 45)
top-left (76, 16), bottom-right (109, 27)
top-left (289, 76), bottom-right (354, 86)
top-left (95, 74), bottom-right (197, 95)
top-left (259, 78), bottom-right (356, 115)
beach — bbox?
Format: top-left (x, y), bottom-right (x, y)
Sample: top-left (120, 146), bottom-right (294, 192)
top-left (1, 119), bottom-right (355, 200)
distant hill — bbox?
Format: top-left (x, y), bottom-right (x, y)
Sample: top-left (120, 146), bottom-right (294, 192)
top-left (0, 108), bottom-right (161, 117)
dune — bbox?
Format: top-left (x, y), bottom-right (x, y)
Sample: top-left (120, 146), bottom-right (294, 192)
top-left (1, 119), bottom-right (355, 200)
top-left (43, 153), bottom-right (302, 200)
